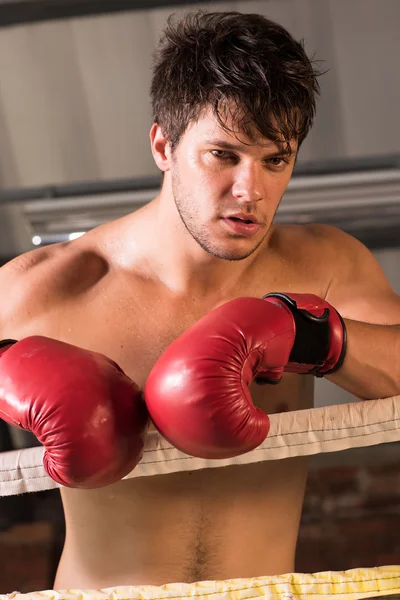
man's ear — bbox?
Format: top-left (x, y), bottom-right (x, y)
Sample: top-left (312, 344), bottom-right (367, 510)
top-left (150, 123), bottom-right (172, 172)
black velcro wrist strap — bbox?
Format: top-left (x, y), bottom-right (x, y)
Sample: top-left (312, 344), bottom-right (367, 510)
top-left (0, 339), bottom-right (18, 351)
top-left (288, 308), bottom-right (330, 368)
top-left (263, 293), bottom-right (331, 371)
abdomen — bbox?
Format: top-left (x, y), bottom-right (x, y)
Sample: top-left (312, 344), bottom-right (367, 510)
top-left (56, 455), bottom-right (308, 588)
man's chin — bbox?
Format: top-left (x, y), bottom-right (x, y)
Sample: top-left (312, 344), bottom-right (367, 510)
top-left (191, 224), bottom-right (270, 261)
top-left (204, 242), bottom-right (262, 262)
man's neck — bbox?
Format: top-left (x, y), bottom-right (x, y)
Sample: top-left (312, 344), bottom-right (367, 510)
top-left (135, 197), bottom-right (267, 298)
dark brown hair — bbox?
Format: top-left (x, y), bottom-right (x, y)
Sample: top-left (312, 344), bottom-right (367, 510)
top-left (151, 11), bottom-right (321, 152)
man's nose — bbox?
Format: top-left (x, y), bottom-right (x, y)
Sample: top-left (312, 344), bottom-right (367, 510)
top-left (231, 164), bottom-right (263, 203)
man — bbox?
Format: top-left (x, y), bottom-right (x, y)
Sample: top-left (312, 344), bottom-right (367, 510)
top-left (0, 10), bottom-right (399, 591)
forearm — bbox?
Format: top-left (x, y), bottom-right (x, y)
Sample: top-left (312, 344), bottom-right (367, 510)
top-left (326, 319), bottom-right (400, 400)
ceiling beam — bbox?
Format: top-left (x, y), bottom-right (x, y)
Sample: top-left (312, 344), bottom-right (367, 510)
top-left (0, 0), bottom-right (221, 28)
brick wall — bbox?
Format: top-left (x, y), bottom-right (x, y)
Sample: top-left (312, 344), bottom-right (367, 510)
top-left (297, 455), bottom-right (400, 572)
top-left (0, 522), bottom-right (56, 594)
top-left (0, 490), bottom-right (64, 594)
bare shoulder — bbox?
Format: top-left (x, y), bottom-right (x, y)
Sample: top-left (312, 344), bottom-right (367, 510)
top-left (272, 222), bottom-right (373, 270)
top-left (273, 223), bottom-right (399, 323)
top-left (0, 238), bottom-right (109, 335)
top-left (297, 222), bottom-right (388, 280)
top-left (0, 243), bottom-right (64, 291)
top-left (273, 222), bottom-right (357, 252)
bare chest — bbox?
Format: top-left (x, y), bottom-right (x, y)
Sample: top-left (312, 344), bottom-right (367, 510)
top-left (10, 271), bottom-right (317, 416)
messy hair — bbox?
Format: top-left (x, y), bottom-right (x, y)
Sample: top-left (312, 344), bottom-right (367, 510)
top-left (151, 11), bottom-right (321, 152)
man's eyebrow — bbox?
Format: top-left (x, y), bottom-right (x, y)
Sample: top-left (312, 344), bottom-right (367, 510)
top-left (204, 138), bottom-right (294, 157)
top-left (204, 138), bottom-right (246, 151)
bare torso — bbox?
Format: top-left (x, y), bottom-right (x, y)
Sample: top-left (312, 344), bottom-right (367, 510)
top-left (1, 217), bottom-right (332, 589)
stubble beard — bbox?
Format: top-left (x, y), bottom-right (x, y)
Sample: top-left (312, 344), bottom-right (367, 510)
top-left (171, 169), bottom-right (268, 262)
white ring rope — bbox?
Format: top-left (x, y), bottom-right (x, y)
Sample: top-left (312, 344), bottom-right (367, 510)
top-left (0, 395), bottom-right (399, 497)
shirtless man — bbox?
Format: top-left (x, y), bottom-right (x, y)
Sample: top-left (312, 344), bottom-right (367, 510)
top-left (0, 10), bottom-right (400, 591)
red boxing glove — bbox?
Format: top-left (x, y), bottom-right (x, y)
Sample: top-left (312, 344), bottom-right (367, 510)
top-left (145, 297), bottom-right (295, 459)
top-left (0, 336), bottom-right (149, 488)
top-left (145, 294), bottom-right (346, 460)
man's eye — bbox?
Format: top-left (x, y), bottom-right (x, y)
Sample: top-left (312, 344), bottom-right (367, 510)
top-left (266, 157), bottom-right (288, 167)
top-left (211, 150), bottom-right (233, 160)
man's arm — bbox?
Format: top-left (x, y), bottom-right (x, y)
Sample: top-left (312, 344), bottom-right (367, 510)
top-left (0, 246), bottom-right (149, 488)
top-left (320, 226), bottom-right (400, 400)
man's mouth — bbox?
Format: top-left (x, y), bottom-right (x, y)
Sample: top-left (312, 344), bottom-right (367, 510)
top-left (221, 215), bottom-right (262, 237)
top-left (228, 216), bottom-right (256, 225)
top-left (224, 213), bottom-right (260, 225)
